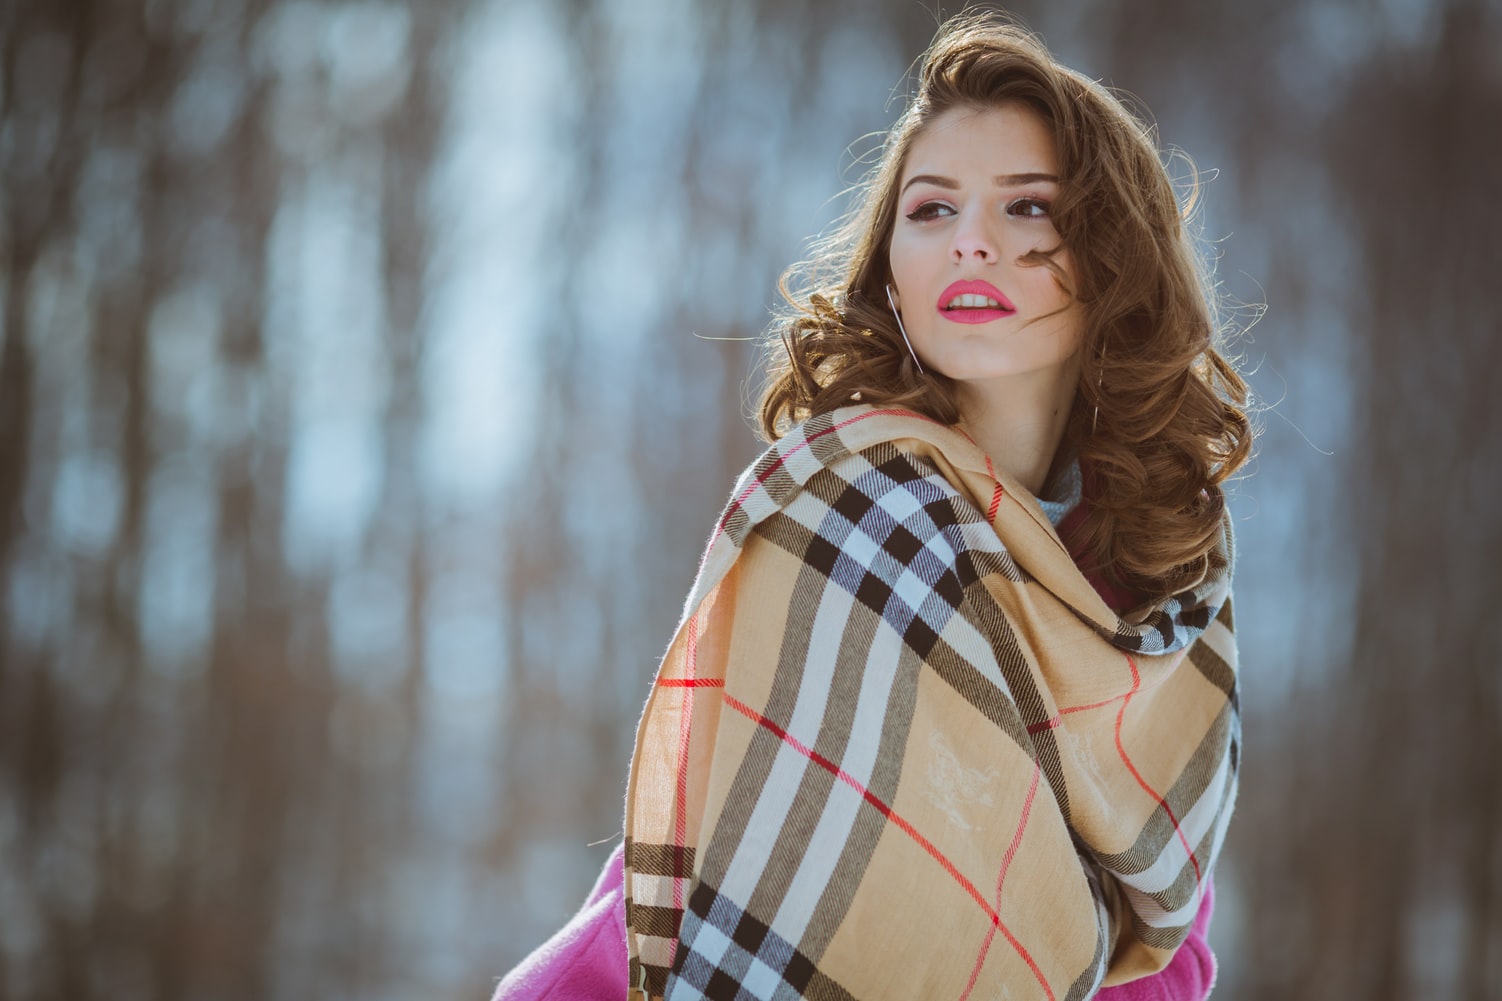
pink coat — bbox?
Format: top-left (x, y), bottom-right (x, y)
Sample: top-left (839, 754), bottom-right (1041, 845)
top-left (492, 841), bottom-right (1218, 1000)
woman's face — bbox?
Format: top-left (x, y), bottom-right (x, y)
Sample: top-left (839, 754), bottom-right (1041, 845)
top-left (887, 104), bottom-right (1082, 390)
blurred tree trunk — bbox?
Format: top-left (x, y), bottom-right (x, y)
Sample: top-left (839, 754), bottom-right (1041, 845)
top-left (1324, 4), bottom-right (1501, 996)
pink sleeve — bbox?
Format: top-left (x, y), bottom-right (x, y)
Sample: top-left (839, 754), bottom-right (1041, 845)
top-left (491, 842), bottom-right (629, 1001)
top-left (1096, 879), bottom-right (1218, 1001)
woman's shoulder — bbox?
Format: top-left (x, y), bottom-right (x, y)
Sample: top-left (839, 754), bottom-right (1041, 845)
top-left (720, 406), bottom-right (994, 548)
top-left (674, 407), bottom-right (985, 627)
top-left (745, 405), bottom-right (964, 479)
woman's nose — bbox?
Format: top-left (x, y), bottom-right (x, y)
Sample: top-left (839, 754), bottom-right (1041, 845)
top-left (950, 210), bottom-right (998, 262)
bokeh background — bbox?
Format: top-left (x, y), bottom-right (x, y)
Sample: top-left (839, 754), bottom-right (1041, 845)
top-left (1, 0), bottom-right (1498, 998)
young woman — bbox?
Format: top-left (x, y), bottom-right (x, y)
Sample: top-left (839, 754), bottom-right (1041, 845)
top-left (496, 12), bottom-right (1250, 1000)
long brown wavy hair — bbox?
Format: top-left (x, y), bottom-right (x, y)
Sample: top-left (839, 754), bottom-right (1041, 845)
top-left (757, 12), bottom-right (1252, 599)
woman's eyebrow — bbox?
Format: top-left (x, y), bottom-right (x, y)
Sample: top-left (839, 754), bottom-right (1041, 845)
top-left (994, 172), bottom-right (1058, 185)
top-left (900, 171), bottom-right (1059, 194)
top-left (901, 173), bottom-right (959, 193)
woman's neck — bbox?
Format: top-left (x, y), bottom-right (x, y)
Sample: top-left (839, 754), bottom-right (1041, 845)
top-left (955, 365), bottom-right (1078, 496)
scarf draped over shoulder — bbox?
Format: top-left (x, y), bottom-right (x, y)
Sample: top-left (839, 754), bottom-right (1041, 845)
top-left (624, 407), bottom-right (1239, 1001)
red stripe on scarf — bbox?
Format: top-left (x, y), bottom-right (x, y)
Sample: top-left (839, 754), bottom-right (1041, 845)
top-left (960, 760), bottom-right (1044, 1001)
top-left (983, 454), bottom-right (1005, 523)
top-left (1115, 655), bottom-right (1203, 887)
top-left (721, 692), bottom-right (1055, 1001)
top-left (1026, 692), bottom-right (1135, 735)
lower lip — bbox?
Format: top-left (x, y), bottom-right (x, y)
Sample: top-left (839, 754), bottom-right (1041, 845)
top-left (939, 308), bottom-right (1016, 325)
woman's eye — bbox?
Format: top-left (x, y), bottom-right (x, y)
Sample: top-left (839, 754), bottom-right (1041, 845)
top-left (1008, 197), bottom-right (1051, 218)
top-left (905, 201), bottom-right (954, 222)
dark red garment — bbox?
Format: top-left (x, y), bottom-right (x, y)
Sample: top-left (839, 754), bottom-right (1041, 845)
top-left (1056, 500), bottom-right (1148, 614)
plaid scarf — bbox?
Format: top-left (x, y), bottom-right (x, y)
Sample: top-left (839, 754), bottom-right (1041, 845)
top-left (624, 407), bottom-right (1239, 1000)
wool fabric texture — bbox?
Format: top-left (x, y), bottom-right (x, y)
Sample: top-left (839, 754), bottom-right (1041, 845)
top-left (490, 840), bottom-right (1219, 1001)
top-left (623, 407), bottom-right (1239, 1000)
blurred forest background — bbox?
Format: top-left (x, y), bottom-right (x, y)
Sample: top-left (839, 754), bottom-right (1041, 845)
top-left (1, 0), bottom-right (1498, 997)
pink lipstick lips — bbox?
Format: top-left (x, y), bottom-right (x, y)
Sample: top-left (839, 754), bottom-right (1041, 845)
top-left (937, 279), bottom-right (1017, 325)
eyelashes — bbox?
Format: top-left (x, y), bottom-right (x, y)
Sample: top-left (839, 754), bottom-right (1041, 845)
top-left (903, 196), bottom-right (1053, 222)
top-left (904, 201), bottom-right (954, 222)
top-left (1006, 196), bottom-right (1051, 218)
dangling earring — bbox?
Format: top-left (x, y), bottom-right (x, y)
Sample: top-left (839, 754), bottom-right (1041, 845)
top-left (885, 284), bottom-right (925, 375)
top-left (1092, 344), bottom-right (1106, 436)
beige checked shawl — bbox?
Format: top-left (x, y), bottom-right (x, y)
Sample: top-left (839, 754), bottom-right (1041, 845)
top-left (624, 406), bottom-right (1239, 1001)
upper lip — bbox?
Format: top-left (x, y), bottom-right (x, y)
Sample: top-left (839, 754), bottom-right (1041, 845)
top-left (937, 279), bottom-right (1016, 312)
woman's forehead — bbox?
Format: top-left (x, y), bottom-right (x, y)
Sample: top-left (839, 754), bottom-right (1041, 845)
top-left (901, 105), bottom-right (1059, 183)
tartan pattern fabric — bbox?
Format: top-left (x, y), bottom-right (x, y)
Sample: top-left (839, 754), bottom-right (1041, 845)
top-left (670, 881), bottom-right (855, 1001)
top-left (625, 407), bottom-right (1239, 1000)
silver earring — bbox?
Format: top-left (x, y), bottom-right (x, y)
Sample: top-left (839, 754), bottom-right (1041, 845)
top-left (885, 284), bottom-right (925, 375)
top-left (1092, 345), bottom-right (1106, 436)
